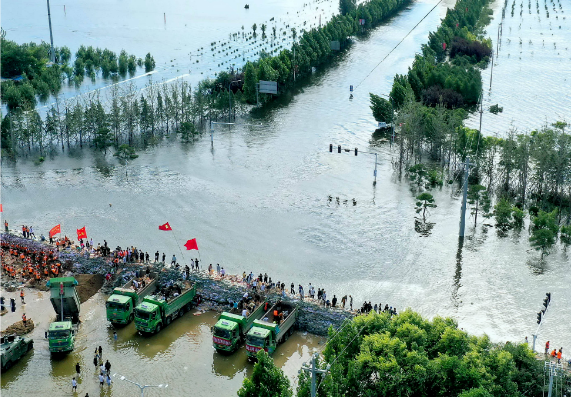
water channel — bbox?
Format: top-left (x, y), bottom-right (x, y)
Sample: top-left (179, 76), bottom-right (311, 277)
top-left (2, 0), bottom-right (570, 394)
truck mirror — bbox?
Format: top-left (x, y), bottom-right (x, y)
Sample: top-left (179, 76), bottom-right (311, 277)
top-left (210, 326), bottom-right (213, 332)
top-left (45, 331), bottom-right (48, 339)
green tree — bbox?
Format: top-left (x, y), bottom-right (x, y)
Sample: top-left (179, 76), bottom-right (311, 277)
top-left (93, 126), bottom-right (113, 153)
top-left (237, 350), bottom-right (292, 397)
top-left (468, 184), bottom-right (487, 226)
top-left (252, 23), bottom-right (258, 36)
top-left (144, 53), bottom-right (155, 72)
top-left (415, 192), bottom-right (436, 220)
top-left (511, 206), bottom-right (525, 229)
top-left (409, 164), bottom-right (428, 187)
top-left (369, 93), bottom-right (394, 124)
top-left (494, 198), bottom-right (513, 230)
top-left (243, 62), bottom-right (258, 104)
top-left (114, 144), bottom-right (138, 160)
top-left (339, 0), bottom-right (356, 15)
top-left (560, 225), bottom-right (571, 247)
top-left (529, 209), bottom-right (559, 258)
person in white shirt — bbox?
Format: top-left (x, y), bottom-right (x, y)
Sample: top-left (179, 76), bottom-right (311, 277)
top-left (72, 377), bottom-right (77, 391)
top-left (242, 308), bottom-right (248, 317)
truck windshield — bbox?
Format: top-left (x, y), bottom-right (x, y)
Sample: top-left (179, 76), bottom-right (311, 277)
top-left (247, 336), bottom-right (265, 347)
top-left (106, 301), bottom-right (126, 310)
top-left (49, 330), bottom-right (70, 339)
top-left (214, 327), bottom-right (231, 339)
top-left (135, 309), bottom-right (151, 320)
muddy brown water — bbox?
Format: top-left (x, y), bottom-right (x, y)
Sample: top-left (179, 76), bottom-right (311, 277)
top-left (1, 288), bottom-right (324, 396)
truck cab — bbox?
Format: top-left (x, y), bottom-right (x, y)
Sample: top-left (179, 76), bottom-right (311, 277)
top-left (212, 314), bottom-right (242, 352)
top-left (134, 301), bottom-right (161, 333)
top-left (47, 321), bottom-right (75, 353)
top-left (245, 327), bottom-right (273, 356)
top-left (106, 294), bottom-right (133, 324)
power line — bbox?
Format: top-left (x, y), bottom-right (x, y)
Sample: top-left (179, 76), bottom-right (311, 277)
top-left (354, 0), bottom-right (444, 91)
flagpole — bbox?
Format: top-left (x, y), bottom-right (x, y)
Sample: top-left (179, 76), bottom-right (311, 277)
top-left (170, 228), bottom-right (186, 265)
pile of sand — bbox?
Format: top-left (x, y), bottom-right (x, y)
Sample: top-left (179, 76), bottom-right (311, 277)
top-left (1, 319), bottom-right (35, 336)
top-left (74, 274), bottom-right (105, 303)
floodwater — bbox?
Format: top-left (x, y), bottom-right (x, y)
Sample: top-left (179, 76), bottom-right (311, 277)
top-left (2, 0), bottom-right (571, 394)
top-left (2, 0), bottom-right (338, 109)
top-left (1, 288), bottom-right (323, 396)
top-left (465, 0), bottom-right (571, 134)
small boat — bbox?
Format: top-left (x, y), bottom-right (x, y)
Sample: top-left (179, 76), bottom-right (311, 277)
top-left (244, 4), bottom-right (249, 9)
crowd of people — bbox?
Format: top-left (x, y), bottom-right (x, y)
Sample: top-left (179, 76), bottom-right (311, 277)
top-left (1, 236), bottom-right (63, 282)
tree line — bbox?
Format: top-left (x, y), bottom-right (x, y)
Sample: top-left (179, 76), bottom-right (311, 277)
top-left (0, 77), bottom-right (240, 157)
top-left (0, 30), bottom-right (155, 111)
top-left (238, 310), bottom-right (564, 397)
top-left (369, 0), bottom-right (570, 254)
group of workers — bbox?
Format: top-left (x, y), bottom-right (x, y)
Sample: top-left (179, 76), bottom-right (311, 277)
top-left (1, 239), bottom-right (62, 282)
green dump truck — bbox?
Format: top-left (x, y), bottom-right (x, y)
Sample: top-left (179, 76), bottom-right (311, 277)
top-left (134, 281), bottom-right (197, 334)
top-left (106, 273), bottom-right (157, 325)
top-left (245, 301), bottom-right (298, 358)
top-left (212, 300), bottom-right (268, 353)
top-left (46, 277), bottom-right (80, 353)
top-left (1, 335), bottom-right (34, 372)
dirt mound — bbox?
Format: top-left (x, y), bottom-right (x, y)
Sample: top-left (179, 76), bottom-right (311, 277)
top-left (2, 319), bottom-right (35, 336)
top-left (75, 274), bottom-right (105, 303)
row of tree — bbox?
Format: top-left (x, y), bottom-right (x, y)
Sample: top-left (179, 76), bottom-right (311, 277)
top-left (235, 0), bottom-right (414, 104)
top-left (0, 30), bottom-right (155, 111)
top-left (0, 77), bottom-right (244, 157)
top-left (239, 310), bottom-right (564, 396)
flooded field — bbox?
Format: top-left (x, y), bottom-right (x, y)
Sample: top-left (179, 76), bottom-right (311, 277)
top-left (465, 0), bottom-right (571, 135)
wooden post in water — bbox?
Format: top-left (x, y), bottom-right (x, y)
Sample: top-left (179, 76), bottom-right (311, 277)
top-left (164, 13), bottom-right (166, 23)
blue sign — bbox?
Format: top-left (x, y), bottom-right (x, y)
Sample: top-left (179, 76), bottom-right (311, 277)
top-left (350, 85), bottom-right (354, 92)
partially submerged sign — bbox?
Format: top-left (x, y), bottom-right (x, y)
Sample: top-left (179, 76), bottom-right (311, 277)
top-left (259, 80), bottom-right (278, 95)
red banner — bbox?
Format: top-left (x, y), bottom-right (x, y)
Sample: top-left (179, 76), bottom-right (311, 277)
top-left (49, 224), bottom-right (61, 237)
top-left (184, 238), bottom-right (199, 251)
top-left (77, 226), bottom-right (87, 240)
top-left (158, 222), bottom-right (172, 231)
top-left (246, 344), bottom-right (261, 353)
top-left (213, 337), bottom-right (231, 346)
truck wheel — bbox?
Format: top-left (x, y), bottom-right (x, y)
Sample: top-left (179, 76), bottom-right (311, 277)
top-left (166, 317), bottom-right (171, 325)
top-left (129, 314), bottom-right (134, 322)
top-left (155, 323), bottom-right (162, 333)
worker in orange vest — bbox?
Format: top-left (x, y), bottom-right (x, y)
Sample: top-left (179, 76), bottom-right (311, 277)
top-left (20, 289), bottom-right (25, 303)
top-left (557, 349), bottom-right (562, 364)
top-left (22, 313), bottom-right (27, 327)
top-left (550, 348), bottom-right (557, 359)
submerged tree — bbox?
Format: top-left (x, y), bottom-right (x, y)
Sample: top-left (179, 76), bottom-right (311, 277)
top-left (415, 192), bottom-right (437, 221)
top-left (529, 209), bottom-right (559, 259)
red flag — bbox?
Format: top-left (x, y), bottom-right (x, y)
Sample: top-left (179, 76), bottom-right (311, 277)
top-left (442, 42), bottom-right (447, 50)
top-left (0, 204), bottom-right (3, 212)
top-left (49, 224), bottom-right (61, 237)
top-left (77, 226), bottom-right (87, 240)
top-left (158, 222), bottom-right (172, 231)
top-left (184, 238), bottom-right (198, 251)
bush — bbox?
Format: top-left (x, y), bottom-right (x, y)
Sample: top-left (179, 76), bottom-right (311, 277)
top-left (421, 85), bottom-right (464, 108)
top-left (449, 36), bottom-right (492, 62)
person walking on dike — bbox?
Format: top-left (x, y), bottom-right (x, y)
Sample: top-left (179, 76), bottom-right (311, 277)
top-left (72, 377), bottom-right (77, 392)
top-left (545, 341), bottom-right (550, 355)
top-left (155, 251), bottom-right (159, 262)
top-left (171, 255), bottom-right (176, 266)
top-left (106, 374), bottom-right (112, 386)
top-left (195, 258), bottom-right (199, 270)
top-left (162, 253), bottom-right (166, 263)
top-left (113, 331), bottom-right (118, 341)
top-left (216, 264), bottom-right (221, 274)
top-left (349, 295), bottom-right (353, 311)
top-left (208, 264), bottom-right (213, 274)
top-left (76, 362), bottom-right (81, 377)
top-left (99, 372), bottom-right (105, 386)
top-left (105, 359), bottom-right (111, 374)
top-left (4, 220), bottom-right (8, 232)
top-left (20, 289), bottom-right (25, 304)
top-left (290, 283), bottom-right (295, 294)
top-left (93, 353), bottom-right (98, 369)
top-left (22, 313), bottom-right (27, 328)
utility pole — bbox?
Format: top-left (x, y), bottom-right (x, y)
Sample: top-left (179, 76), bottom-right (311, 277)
top-left (544, 361), bottom-right (564, 397)
top-left (228, 80), bottom-right (241, 122)
top-left (459, 157), bottom-right (472, 238)
top-left (300, 353), bottom-right (330, 397)
top-left (46, 0), bottom-right (56, 63)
